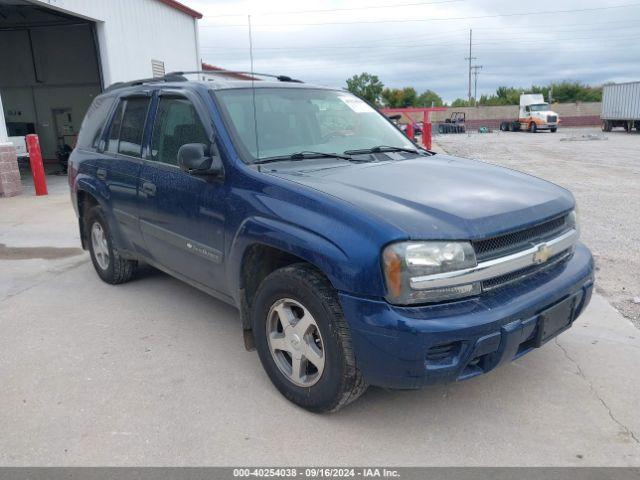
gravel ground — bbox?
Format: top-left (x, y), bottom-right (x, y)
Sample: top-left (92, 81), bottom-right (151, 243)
top-left (435, 127), bottom-right (640, 326)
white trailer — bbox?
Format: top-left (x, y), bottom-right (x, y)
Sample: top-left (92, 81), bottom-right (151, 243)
top-left (601, 81), bottom-right (640, 132)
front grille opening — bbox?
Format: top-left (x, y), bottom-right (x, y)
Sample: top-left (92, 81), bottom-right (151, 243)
top-left (426, 341), bottom-right (460, 365)
top-left (482, 249), bottom-right (572, 291)
top-left (458, 354), bottom-right (487, 380)
top-left (473, 214), bottom-right (569, 261)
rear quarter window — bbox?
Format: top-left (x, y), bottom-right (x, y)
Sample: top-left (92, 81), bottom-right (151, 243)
top-left (76, 96), bottom-right (115, 150)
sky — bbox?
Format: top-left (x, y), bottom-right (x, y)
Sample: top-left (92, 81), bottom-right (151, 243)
top-left (189, 0), bottom-right (640, 103)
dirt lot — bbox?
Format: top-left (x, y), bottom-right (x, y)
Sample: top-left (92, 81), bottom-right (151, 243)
top-left (435, 127), bottom-right (640, 326)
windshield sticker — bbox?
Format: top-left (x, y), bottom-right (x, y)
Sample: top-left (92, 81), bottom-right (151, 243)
top-left (338, 95), bottom-right (375, 113)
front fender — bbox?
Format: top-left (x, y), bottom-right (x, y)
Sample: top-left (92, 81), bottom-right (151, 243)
top-left (227, 215), bottom-right (381, 305)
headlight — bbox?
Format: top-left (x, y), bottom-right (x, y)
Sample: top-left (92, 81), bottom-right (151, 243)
top-left (382, 241), bottom-right (479, 305)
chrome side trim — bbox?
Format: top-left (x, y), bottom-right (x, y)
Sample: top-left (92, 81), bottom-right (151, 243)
top-left (410, 229), bottom-right (578, 290)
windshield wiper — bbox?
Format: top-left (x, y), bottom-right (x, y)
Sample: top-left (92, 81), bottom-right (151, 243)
top-left (344, 145), bottom-right (422, 156)
top-left (254, 151), bottom-right (353, 165)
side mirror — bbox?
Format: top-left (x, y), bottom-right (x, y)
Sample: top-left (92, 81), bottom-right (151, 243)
top-left (177, 143), bottom-right (223, 177)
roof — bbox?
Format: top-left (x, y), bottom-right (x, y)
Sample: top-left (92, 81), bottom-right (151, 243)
top-left (156, 0), bottom-right (202, 19)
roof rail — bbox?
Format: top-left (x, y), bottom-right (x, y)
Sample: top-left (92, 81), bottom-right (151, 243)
top-left (167, 70), bottom-right (304, 83)
top-left (104, 73), bottom-right (188, 92)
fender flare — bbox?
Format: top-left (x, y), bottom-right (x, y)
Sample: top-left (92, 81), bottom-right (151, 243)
top-left (227, 216), bottom-right (352, 306)
top-left (75, 176), bottom-right (131, 252)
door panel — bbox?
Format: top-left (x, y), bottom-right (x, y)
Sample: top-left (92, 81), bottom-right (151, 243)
top-left (137, 93), bottom-right (227, 293)
top-left (99, 98), bottom-right (148, 250)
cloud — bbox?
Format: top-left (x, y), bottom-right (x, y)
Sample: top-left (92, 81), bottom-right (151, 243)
top-left (192, 0), bottom-right (640, 102)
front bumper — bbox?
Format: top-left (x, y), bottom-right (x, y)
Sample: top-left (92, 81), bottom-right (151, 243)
top-left (339, 242), bottom-right (594, 389)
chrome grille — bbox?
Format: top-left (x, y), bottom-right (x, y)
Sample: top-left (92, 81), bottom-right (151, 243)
top-left (482, 249), bottom-right (573, 291)
top-left (547, 115), bottom-right (557, 123)
top-left (473, 214), bottom-right (569, 261)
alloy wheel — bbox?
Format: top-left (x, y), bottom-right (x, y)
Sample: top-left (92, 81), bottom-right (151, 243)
top-left (266, 298), bottom-right (325, 387)
top-left (91, 222), bottom-right (110, 270)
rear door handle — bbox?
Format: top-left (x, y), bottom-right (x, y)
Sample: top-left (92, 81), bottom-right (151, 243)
top-left (96, 168), bottom-right (107, 180)
top-left (142, 181), bottom-right (156, 197)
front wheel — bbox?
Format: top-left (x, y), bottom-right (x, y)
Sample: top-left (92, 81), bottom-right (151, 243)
top-left (252, 264), bottom-right (367, 412)
top-left (550, 127), bottom-right (557, 133)
top-left (530, 122), bottom-right (537, 133)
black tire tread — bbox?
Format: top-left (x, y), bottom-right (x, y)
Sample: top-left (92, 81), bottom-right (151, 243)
top-left (255, 263), bottom-right (367, 412)
top-left (86, 206), bottom-right (137, 285)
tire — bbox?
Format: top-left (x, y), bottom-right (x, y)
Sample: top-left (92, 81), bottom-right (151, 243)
top-left (252, 263), bottom-right (367, 413)
top-left (508, 122), bottom-right (515, 132)
top-left (86, 206), bottom-right (137, 284)
top-left (601, 120), bottom-right (612, 132)
top-left (530, 122), bottom-right (537, 133)
top-left (550, 127), bottom-right (557, 133)
top-left (438, 124), bottom-right (444, 134)
top-left (500, 121), bottom-right (509, 132)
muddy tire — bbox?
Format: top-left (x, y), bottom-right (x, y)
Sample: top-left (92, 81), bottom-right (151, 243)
top-left (86, 206), bottom-right (137, 284)
top-left (252, 263), bottom-right (367, 413)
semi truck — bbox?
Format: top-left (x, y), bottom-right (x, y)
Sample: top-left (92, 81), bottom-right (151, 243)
top-left (500, 94), bottom-right (559, 133)
top-left (601, 81), bottom-right (640, 132)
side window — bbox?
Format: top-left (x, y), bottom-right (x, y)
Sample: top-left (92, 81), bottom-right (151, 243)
top-left (150, 97), bottom-right (209, 166)
top-left (118, 97), bottom-right (150, 158)
top-left (106, 101), bottom-right (124, 153)
top-left (76, 96), bottom-right (114, 150)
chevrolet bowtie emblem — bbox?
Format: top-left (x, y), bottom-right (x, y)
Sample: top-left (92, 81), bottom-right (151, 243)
top-left (533, 243), bottom-right (552, 264)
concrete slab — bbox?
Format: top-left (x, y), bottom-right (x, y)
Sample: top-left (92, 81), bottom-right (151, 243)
top-left (1, 184), bottom-right (638, 466)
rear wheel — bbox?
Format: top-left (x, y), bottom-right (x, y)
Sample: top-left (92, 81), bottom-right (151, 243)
top-left (252, 264), bottom-right (367, 412)
top-left (86, 206), bottom-right (137, 284)
top-left (601, 120), bottom-right (612, 132)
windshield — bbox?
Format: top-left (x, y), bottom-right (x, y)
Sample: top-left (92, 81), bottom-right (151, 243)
top-left (529, 103), bottom-right (549, 111)
top-left (213, 88), bottom-right (414, 162)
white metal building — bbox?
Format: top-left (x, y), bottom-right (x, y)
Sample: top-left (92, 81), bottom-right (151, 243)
top-left (0, 0), bottom-right (202, 160)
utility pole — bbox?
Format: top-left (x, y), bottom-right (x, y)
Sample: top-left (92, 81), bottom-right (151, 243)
top-left (471, 65), bottom-right (483, 105)
top-left (465, 29), bottom-right (477, 104)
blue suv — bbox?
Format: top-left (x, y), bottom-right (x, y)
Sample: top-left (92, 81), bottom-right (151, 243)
top-left (69, 72), bottom-right (594, 412)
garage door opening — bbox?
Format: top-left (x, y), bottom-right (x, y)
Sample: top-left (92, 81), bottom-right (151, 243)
top-left (0, 0), bottom-right (102, 167)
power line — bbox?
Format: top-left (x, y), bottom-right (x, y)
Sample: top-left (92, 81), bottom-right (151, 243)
top-left (203, 0), bottom-right (464, 17)
top-left (200, 3), bottom-right (640, 27)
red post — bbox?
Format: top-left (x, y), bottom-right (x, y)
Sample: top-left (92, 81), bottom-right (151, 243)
top-left (406, 122), bottom-right (415, 141)
top-left (25, 134), bottom-right (48, 196)
top-left (423, 122), bottom-right (432, 150)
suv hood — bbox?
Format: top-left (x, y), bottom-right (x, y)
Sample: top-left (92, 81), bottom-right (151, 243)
top-left (269, 154), bottom-right (574, 240)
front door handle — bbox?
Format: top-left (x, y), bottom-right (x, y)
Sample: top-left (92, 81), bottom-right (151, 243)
top-left (142, 181), bottom-right (156, 197)
top-left (96, 168), bottom-right (107, 180)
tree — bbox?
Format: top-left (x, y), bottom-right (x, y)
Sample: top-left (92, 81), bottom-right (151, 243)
top-left (381, 87), bottom-right (418, 108)
top-left (345, 73), bottom-right (384, 105)
top-left (450, 98), bottom-right (472, 107)
top-left (416, 89), bottom-right (444, 107)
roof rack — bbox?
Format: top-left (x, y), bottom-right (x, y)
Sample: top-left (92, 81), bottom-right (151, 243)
top-left (103, 70), bottom-right (304, 93)
top-left (167, 70), bottom-right (304, 83)
top-left (104, 74), bottom-right (187, 92)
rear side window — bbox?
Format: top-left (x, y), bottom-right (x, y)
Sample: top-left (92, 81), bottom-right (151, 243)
top-left (76, 96), bottom-right (115, 150)
top-left (106, 101), bottom-right (125, 153)
top-left (118, 98), bottom-right (151, 157)
top-left (150, 97), bottom-right (208, 166)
